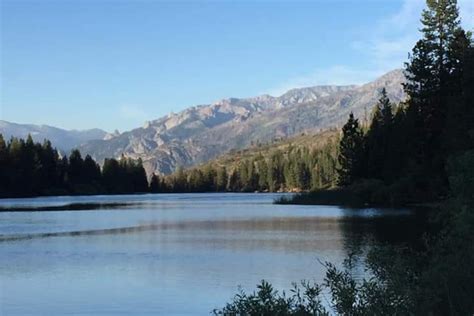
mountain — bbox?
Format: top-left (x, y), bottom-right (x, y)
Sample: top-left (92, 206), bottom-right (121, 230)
top-left (194, 129), bottom-right (340, 174)
top-left (0, 120), bottom-right (109, 152)
top-left (80, 69), bottom-right (405, 175)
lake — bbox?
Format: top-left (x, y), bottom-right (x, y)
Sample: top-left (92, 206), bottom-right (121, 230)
top-left (0, 193), bottom-right (416, 315)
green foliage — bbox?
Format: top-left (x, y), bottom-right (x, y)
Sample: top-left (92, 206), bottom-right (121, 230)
top-left (149, 173), bottom-right (163, 193)
top-left (365, 88), bottom-right (393, 179)
top-left (159, 135), bottom-right (339, 193)
top-left (337, 113), bottom-right (364, 186)
top-left (0, 135), bottom-right (149, 197)
top-left (447, 150), bottom-right (474, 202)
top-left (214, 257), bottom-right (414, 315)
top-left (214, 280), bottom-right (329, 316)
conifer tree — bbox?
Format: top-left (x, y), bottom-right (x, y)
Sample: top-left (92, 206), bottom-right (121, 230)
top-left (173, 166), bottom-right (187, 192)
top-left (228, 170), bottom-right (241, 192)
top-left (149, 173), bottom-right (161, 193)
top-left (365, 89), bottom-right (393, 179)
top-left (257, 159), bottom-right (269, 191)
top-left (404, 0), bottom-right (462, 159)
top-left (337, 113), bottom-right (364, 186)
top-left (215, 166), bottom-right (227, 191)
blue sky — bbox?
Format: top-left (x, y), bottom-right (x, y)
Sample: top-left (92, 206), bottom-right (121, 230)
top-left (1, 0), bottom-right (473, 132)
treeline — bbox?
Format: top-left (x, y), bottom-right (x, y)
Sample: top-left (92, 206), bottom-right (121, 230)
top-left (149, 139), bottom-right (339, 193)
top-left (0, 131), bottom-right (340, 197)
top-left (334, 0), bottom-right (474, 205)
top-left (0, 135), bottom-right (148, 197)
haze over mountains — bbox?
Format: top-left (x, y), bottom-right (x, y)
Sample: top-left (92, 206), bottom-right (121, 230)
top-left (1, 69), bottom-right (405, 175)
top-left (0, 120), bottom-right (109, 152)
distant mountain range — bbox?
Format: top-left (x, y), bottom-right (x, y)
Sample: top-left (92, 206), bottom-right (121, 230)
top-left (0, 120), bottom-right (109, 152)
top-left (1, 69), bottom-right (406, 175)
top-left (80, 69), bottom-right (405, 175)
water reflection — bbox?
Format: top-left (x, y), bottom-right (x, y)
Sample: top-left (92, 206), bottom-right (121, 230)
top-left (0, 193), bottom-right (416, 315)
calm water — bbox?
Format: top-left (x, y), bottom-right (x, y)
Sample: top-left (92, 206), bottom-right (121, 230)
top-left (0, 193), bottom-right (414, 315)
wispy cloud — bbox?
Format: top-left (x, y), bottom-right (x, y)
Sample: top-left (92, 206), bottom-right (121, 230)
top-left (352, 0), bottom-right (424, 71)
top-left (358, 0), bottom-right (473, 71)
top-left (264, 0), bottom-right (473, 97)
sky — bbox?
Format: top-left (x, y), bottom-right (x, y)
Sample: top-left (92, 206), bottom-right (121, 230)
top-left (1, 0), bottom-right (473, 132)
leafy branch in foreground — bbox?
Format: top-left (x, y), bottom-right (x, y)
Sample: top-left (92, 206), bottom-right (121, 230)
top-left (213, 280), bottom-right (329, 316)
top-left (213, 257), bottom-right (413, 316)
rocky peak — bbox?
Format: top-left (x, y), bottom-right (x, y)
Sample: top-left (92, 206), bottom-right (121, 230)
top-left (79, 69), bottom-right (406, 176)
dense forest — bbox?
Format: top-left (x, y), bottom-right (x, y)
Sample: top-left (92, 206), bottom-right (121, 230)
top-left (0, 131), bottom-right (340, 198)
top-left (151, 134), bottom-right (339, 193)
top-left (0, 134), bottom-right (148, 197)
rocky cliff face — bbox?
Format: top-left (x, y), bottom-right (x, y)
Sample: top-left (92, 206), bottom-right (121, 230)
top-left (80, 69), bottom-right (406, 176)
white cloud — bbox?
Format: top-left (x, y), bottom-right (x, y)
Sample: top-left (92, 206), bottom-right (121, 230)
top-left (264, 0), bottom-right (473, 96)
top-left (352, 0), bottom-right (424, 71)
top-left (354, 0), bottom-right (473, 71)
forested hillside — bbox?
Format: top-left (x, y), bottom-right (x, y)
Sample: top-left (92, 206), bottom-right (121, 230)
top-left (149, 130), bottom-right (340, 193)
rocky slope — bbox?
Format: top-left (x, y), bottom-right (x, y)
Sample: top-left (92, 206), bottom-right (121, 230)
top-left (80, 69), bottom-right (405, 175)
top-left (0, 120), bottom-right (108, 152)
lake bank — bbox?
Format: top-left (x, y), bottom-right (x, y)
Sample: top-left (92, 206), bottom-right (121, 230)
top-left (274, 179), bottom-right (445, 208)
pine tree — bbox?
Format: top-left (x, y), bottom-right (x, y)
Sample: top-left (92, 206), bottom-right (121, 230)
top-left (149, 173), bottom-right (161, 193)
top-left (365, 89), bottom-right (393, 179)
top-left (38, 140), bottom-right (60, 193)
top-left (404, 0), bottom-right (462, 159)
top-left (130, 158), bottom-right (148, 192)
top-left (444, 29), bottom-right (473, 152)
top-left (228, 169), bottom-right (241, 191)
top-left (83, 154), bottom-right (101, 184)
top-left (257, 158), bottom-right (269, 191)
top-left (215, 166), bottom-right (227, 191)
top-left (68, 149), bottom-right (85, 189)
top-left (173, 166), bottom-right (187, 192)
top-left (337, 113), bottom-right (364, 186)
top-left (102, 158), bottom-right (121, 193)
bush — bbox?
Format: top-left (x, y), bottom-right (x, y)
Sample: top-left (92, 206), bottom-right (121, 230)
top-left (213, 280), bottom-right (328, 316)
top-left (214, 258), bottom-right (414, 315)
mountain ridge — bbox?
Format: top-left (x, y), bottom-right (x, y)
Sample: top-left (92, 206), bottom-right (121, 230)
top-left (0, 120), bottom-right (109, 152)
top-left (80, 69), bottom-right (406, 175)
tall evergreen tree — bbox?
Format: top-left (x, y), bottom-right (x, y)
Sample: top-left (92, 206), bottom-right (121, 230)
top-left (365, 88), bottom-right (393, 179)
top-left (404, 0), bottom-right (462, 160)
top-left (337, 113), bottom-right (364, 186)
top-left (149, 173), bottom-right (161, 193)
top-left (68, 149), bottom-right (85, 189)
